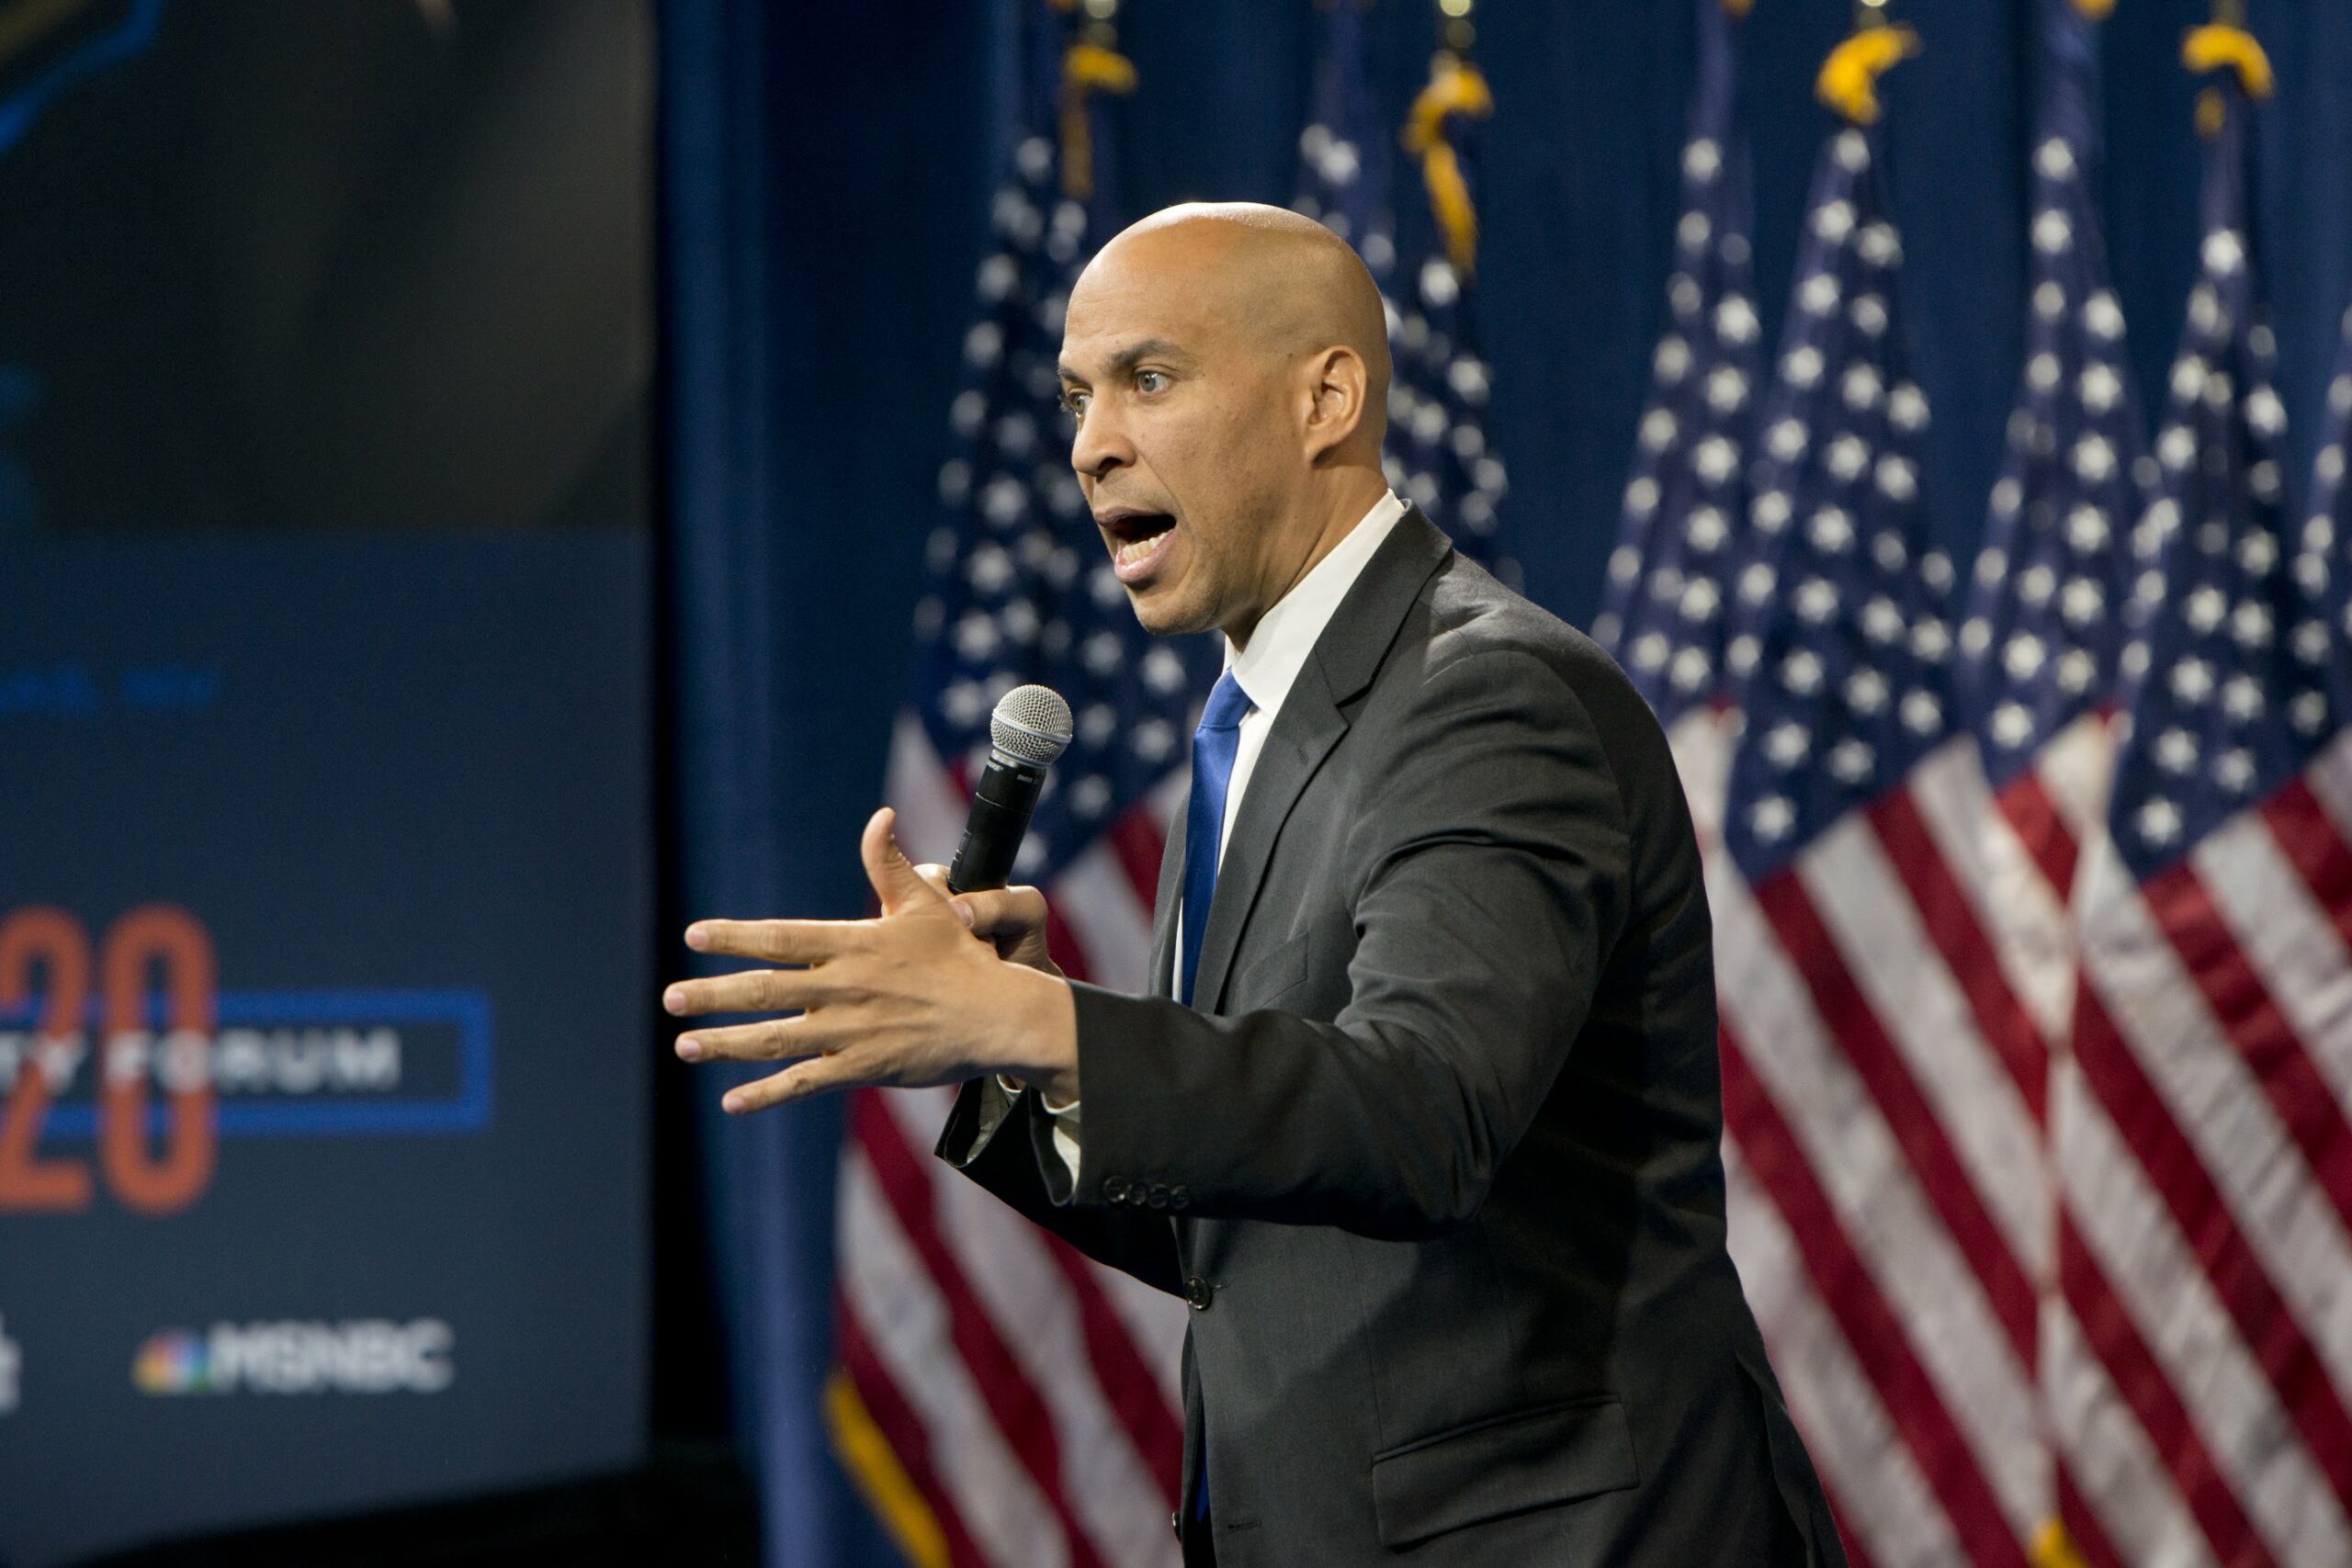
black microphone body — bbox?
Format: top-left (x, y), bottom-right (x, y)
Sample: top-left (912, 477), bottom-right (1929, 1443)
top-left (946, 684), bottom-right (1073, 894)
top-left (946, 754), bottom-right (1046, 894)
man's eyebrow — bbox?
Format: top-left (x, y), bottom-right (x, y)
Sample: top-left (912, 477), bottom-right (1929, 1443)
top-left (1058, 337), bottom-right (1193, 383)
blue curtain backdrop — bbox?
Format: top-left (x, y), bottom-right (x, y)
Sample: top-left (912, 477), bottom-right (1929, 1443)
top-left (661, 2), bottom-right (2352, 1562)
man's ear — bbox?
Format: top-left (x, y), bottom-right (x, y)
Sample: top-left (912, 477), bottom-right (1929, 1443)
top-left (1301, 345), bottom-right (1369, 464)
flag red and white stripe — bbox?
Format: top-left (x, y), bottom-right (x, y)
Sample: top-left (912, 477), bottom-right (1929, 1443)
top-left (1708, 744), bottom-right (2056, 1568)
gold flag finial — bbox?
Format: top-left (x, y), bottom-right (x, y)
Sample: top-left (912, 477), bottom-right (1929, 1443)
top-left (1403, 51), bottom-right (1493, 276)
top-left (1816, 10), bottom-right (1921, 125)
top-left (2184, 12), bottom-right (2273, 139)
top-left (2183, 18), bottom-right (2274, 98)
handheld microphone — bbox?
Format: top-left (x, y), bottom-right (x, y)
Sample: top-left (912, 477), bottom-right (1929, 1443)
top-left (946, 684), bottom-right (1075, 894)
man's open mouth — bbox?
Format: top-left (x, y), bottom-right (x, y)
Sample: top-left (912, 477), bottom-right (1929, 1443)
top-left (1101, 512), bottom-right (1176, 582)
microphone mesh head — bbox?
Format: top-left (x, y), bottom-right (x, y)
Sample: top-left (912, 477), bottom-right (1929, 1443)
top-left (990, 684), bottom-right (1074, 767)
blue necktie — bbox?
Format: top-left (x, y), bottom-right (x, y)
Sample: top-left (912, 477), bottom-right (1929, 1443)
top-left (1180, 671), bottom-right (1252, 1009)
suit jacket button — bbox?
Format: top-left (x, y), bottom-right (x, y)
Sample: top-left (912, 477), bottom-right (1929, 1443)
top-left (1169, 1186), bottom-right (1190, 1211)
top-left (1171, 1511), bottom-right (1181, 1537)
top-left (1185, 1276), bottom-right (1214, 1311)
top-left (1146, 1183), bottom-right (1170, 1210)
top-left (1102, 1176), bottom-right (1128, 1203)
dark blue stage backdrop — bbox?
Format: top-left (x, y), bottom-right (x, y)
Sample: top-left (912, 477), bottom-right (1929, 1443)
top-left (0, 4), bottom-right (654, 1563)
top-left (662, 1), bottom-right (2352, 1563)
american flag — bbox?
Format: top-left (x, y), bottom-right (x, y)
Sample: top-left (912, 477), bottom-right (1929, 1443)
top-left (830, 10), bottom-right (1192, 1565)
top-left (1383, 36), bottom-right (1514, 582)
top-left (1622, 11), bottom-right (2352, 1567)
top-left (1956, 2), bottom-right (2154, 1562)
top-left (1290, 0), bottom-right (1398, 317)
top-left (1706, 93), bottom-right (2065, 1568)
top-left (2058, 64), bottom-right (2352, 1565)
top-left (1593, 0), bottom-right (1759, 816)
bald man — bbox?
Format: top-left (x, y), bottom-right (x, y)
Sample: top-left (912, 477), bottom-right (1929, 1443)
top-left (666, 204), bottom-right (1843, 1565)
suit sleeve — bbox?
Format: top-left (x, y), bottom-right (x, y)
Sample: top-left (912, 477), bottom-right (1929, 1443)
top-left (935, 1074), bottom-right (1186, 1295)
top-left (1059, 647), bottom-right (1632, 1240)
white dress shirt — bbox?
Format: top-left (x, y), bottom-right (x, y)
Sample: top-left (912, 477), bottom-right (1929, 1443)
top-left (1022, 490), bottom-right (1409, 1181)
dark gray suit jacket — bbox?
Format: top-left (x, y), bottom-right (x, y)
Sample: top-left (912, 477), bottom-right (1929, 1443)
top-left (938, 509), bottom-right (1844, 1565)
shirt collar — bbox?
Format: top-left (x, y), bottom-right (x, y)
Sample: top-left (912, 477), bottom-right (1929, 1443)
top-left (1226, 490), bottom-right (1408, 719)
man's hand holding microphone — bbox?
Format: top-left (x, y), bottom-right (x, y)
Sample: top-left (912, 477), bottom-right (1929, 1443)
top-left (664, 687), bottom-right (1073, 1112)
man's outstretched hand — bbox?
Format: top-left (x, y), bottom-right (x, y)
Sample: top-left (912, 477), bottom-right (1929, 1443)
top-left (665, 807), bottom-right (1078, 1114)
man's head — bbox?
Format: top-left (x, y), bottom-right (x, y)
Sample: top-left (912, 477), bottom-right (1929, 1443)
top-left (1057, 202), bottom-right (1391, 642)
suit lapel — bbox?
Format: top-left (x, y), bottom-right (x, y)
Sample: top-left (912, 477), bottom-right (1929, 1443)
top-left (1192, 664), bottom-right (1346, 1011)
top-left (1188, 508), bottom-right (1455, 1012)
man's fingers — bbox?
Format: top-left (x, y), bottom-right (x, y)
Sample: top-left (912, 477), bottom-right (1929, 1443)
top-left (662, 967), bottom-right (830, 1017)
top-left (674, 1017), bottom-right (832, 1063)
top-left (862, 807), bottom-right (949, 916)
top-left (913, 863), bottom-right (970, 924)
top-left (684, 918), bottom-right (861, 963)
top-left (952, 884), bottom-right (1047, 942)
top-left (724, 1054), bottom-right (861, 1113)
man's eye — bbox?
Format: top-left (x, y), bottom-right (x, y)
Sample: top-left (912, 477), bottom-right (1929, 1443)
top-left (1060, 390), bottom-right (1089, 418)
top-left (1136, 369), bottom-right (1169, 394)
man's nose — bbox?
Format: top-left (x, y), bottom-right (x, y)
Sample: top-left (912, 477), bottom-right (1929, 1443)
top-left (1069, 403), bottom-right (1132, 479)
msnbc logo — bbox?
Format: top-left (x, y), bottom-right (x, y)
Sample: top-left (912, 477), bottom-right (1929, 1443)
top-left (132, 1328), bottom-right (212, 1394)
top-left (133, 1319), bottom-right (453, 1395)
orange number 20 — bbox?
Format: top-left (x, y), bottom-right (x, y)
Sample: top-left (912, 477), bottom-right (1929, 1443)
top-left (0, 906), bottom-right (218, 1214)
